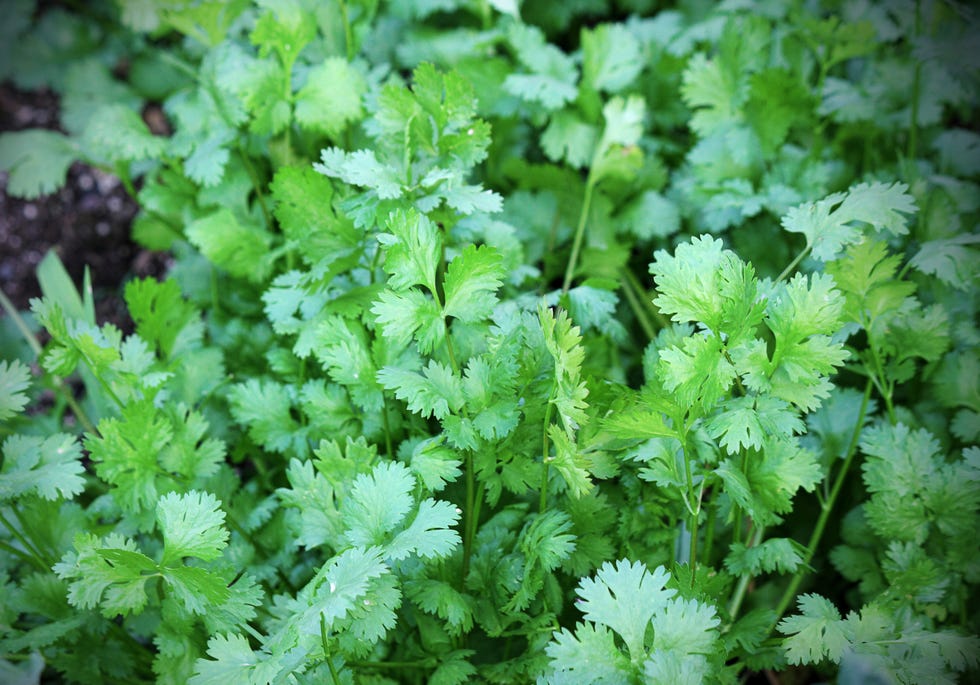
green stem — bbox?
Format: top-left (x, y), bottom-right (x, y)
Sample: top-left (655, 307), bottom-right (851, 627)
top-left (0, 289), bottom-right (98, 434)
top-left (619, 268), bottom-right (656, 341)
top-left (908, 0), bottom-right (922, 161)
top-left (727, 524), bottom-right (765, 620)
top-left (237, 146), bottom-right (273, 230)
top-left (321, 615), bottom-right (344, 685)
top-left (0, 510), bottom-right (51, 570)
top-left (0, 537), bottom-right (47, 571)
top-left (381, 394), bottom-right (394, 458)
top-left (769, 378), bottom-right (873, 631)
top-left (338, 0), bottom-right (356, 61)
top-left (680, 432), bottom-right (703, 585)
top-left (540, 397), bottom-right (555, 513)
top-left (561, 178), bottom-right (596, 294)
top-left (461, 451), bottom-right (476, 586)
top-left (774, 244), bottom-right (812, 284)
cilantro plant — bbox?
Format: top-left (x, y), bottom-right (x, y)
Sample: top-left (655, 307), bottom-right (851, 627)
top-left (1, 0), bottom-right (978, 683)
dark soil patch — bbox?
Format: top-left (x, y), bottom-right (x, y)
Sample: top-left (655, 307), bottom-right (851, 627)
top-left (0, 83), bottom-right (170, 332)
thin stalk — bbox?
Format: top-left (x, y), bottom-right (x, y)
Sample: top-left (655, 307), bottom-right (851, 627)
top-left (561, 177), bottom-right (596, 294)
top-left (0, 537), bottom-right (48, 571)
top-left (321, 615), bottom-right (344, 685)
top-left (621, 266), bottom-right (671, 329)
top-left (619, 268), bottom-right (657, 341)
top-left (769, 378), bottom-right (873, 630)
top-left (908, 0), bottom-right (922, 161)
top-left (0, 289), bottom-right (96, 433)
top-left (539, 397), bottom-right (555, 513)
top-left (702, 496), bottom-right (717, 566)
top-left (774, 244), bottom-right (811, 284)
top-left (0, 510), bottom-right (51, 570)
top-left (337, 0), bottom-right (356, 61)
top-left (380, 395), bottom-right (394, 458)
top-left (727, 525), bottom-right (765, 620)
top-left (237, 146), bottom-right (273, 229)
top-left (461, 451), bottom-right (476, 586)
top-left (680, 433), bottom-right (703, 585)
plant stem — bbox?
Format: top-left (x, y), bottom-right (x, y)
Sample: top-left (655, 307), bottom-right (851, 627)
top-left (0, 289), bottom-right (98, 434)
top-left (774, 244), bottom-right (811, 284)
top-left (321, 615), bottom-right (344, 685)
top-left (0, 537), bottom-right (47, 571)
top-left (0, 510), bottom-right (51, 570)
top-left (727, 525), bottom-right (765, 620)
top-left (461, 451), bottom-right (476, 586)
top-left (381, 395), bottom-right (394, 458)
top-left (561, 177), bottom-right (596, 294)
top-left (539, 396), bottom-right (555, 513)
top-left (769, 378), bottom-right (872, 630)
top-left (619, 268), bottom-right (657, 341)
top-left (908, 0), bottom-right (922, 161)
top-left (338, 0), bottom-right (356, 61)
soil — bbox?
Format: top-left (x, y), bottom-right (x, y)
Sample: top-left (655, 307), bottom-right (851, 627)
top-left (0, 83), bottom-right (171, 332)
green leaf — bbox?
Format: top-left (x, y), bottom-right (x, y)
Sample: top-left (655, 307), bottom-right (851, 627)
top-left (0, 360), bottom-right (31, 421)
top-left (503, 23), bottom-right (578, 110)
top-left (781, 182), bottom-right (917, 262)
top-left (379, 208), bottom-right (442, 292)
top-left (385, 498), bottom-right (461, 560)
top-left (163, 565), bottom-right (231, 615)
top-left (543, 623), bottom-right (633, 684)
top-left (909, 234), bottom-right (980, 291)
top-left (0, 130), bottom-right (76, 198)
top-left (227, 378), bottom-right (309, 457)
top-left (86, 400), bottom-right (174, 512)
top-left (576, 559), bottom-right (673, 661)
top-left (725, 537), bottom-right (806, 575)
top-left (185, 208), bottom-right (273, 283)
top-left (372, 288), bottom-right (445, 354)
top-left (341, 461), bottom-right (415, 549)
top-left (582, 23), bottom-right (643, 93)
top-left (157, 490), bottom-right (229, 565)
top-left (541, 111), bottom-right (598, 168)
top-left (191, 633), bottom-right (281, 685)
top-left (377, 360), bottom-right (464, 421)
top-left (315, 148), bottom-right (404, 199)
top-left (778, 593), bottom-right (850, 664)
top-left (706, 396), bottom-right (804, 455)
top-left (295, 57), bottom-right (366, 138)
top-left (54, 533), bottom-right (153, 617)
top-left (269, 166), bottom-right (362, 269)
top-left (125, 278), bottom-right (199, 359)
top-left (81, 103), bottom-right (167, 163)
top-left (442, 244), bottom-right (505, 322)
top-left (0, 434), bottom-right (85, 501)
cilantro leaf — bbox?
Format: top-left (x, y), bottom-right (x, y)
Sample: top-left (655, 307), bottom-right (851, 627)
top-left (315, 148), bottom-right (404, 199)
top-left (378, 208), bottom-right (442, 293)
top-left (377, 360), bottom-right (464, 421)
top-left (0, 359), bottom-right (31, 421)
top-left (0, 130), bottom-right (76, 198)
top-left (0, 434), bottom-right (85, 501)
top-left (909, 233), bottom-right (980, 291)
top-left (781, 182), bottom-right (917, 262)
top-left (294, 57), bottom-right (365, 138)
top-left (503, 23), bottom-right (578, 110)
top-left (777, 593), bottom-right (849, 664)
top-left (157, 490), bottom-right (229, 565)
top-left (582, 23), bottom-right (643, 93)
top-left (185, 208), bottom-right (273, 284)
top-left (576, 559), bottom-right (673, 661)
top-left (190, 633), bottom-right (280, 685)
top-left (442, 244), bottom-right (505, 322)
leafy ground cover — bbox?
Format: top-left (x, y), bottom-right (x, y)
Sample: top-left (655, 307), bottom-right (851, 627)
top-left (0, 0), bottom-right (978, 683)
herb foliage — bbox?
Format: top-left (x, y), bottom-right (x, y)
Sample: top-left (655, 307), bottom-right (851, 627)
top-left (0, 0), bottom-right (978, 683)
